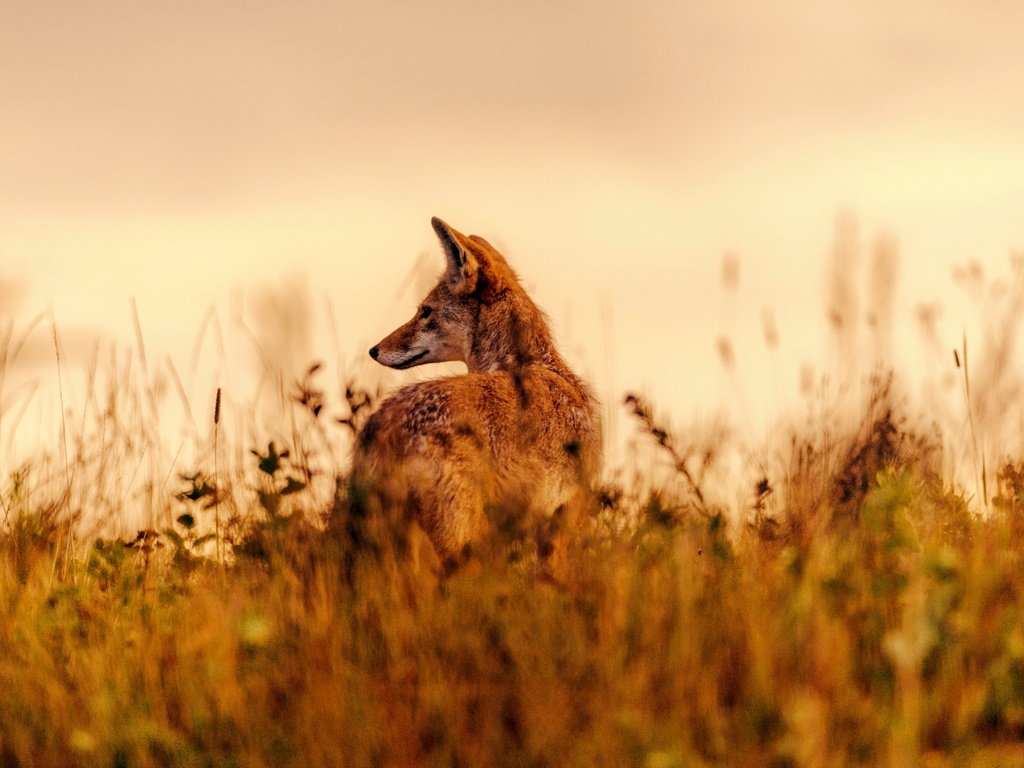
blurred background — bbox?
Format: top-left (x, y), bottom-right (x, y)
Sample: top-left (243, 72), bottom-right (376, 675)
top-left (2, 0), bottom-right (1023, 469)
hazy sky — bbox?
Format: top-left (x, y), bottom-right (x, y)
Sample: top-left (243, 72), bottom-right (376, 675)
top-left (2, 0), bottom-right (1023, 456)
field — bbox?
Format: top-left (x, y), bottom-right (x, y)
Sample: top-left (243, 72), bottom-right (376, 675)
top-left (4, 309), bottom-right (1024, 768)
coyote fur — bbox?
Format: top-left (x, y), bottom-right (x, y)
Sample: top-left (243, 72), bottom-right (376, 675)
top-left (352, 217), bottom-right (600, 572)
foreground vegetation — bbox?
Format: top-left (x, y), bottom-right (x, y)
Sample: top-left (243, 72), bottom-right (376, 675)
top-left (3, 364), bottom-right (1024, 768)
top-left (4, 241), bottom-right (1024, 766)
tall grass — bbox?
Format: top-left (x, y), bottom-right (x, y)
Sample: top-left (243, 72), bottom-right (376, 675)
top-left (4, 244), bottom-right (1024, 766)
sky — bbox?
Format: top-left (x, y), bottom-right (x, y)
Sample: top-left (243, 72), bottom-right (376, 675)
top-left (2, 0), bottom-right (1024, 465)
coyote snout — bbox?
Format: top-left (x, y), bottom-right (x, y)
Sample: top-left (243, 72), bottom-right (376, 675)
top-left (352, 217), bottom-right (601, 574)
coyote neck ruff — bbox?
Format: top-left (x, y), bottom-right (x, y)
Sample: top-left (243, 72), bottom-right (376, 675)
top-left (354, 217), bottom-right (601, 572)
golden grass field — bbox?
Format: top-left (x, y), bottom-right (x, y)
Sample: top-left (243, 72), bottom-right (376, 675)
top-left (3, 292), bottom-right (1024, 768)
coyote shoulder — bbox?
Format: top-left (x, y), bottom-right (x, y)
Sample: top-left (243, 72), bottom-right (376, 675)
top-left (352, 217), bottom-right (600, 572)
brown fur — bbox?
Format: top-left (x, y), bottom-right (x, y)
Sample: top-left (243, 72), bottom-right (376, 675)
top-left (352, 218), bottom-right (601, 573)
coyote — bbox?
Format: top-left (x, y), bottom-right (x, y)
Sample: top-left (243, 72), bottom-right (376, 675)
top-left (352, 217), bottom-right (600, 573)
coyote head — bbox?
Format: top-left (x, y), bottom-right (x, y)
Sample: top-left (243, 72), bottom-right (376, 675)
top-left (369, 217), bottom-right (547, 373)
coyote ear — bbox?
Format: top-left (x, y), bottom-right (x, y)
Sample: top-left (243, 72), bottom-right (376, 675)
top-left (432, 216), bottom-right (479, 294)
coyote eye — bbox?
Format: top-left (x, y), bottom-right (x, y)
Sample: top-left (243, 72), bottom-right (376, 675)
top-left (419, 306), bottom-right (433, 319)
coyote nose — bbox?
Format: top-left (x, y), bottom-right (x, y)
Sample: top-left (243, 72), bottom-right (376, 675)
top-left (369, 346), bottom-right (379, 360)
